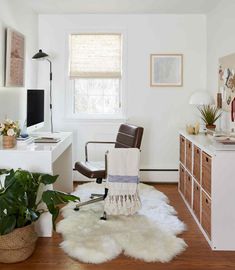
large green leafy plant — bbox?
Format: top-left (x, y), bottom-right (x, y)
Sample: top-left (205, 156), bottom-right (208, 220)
top-left (0, 169), bottom-right (79, 235)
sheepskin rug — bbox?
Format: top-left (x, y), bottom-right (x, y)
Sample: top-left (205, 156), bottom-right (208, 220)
top-left (56, 182), bottom-right (187, 264)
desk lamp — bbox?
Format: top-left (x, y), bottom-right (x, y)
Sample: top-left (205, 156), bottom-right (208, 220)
top-left (32, 49), bottom-right (53, 133)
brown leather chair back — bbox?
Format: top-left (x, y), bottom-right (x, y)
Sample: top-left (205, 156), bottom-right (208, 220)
top-left (114, 124), bottom-right (144, 149)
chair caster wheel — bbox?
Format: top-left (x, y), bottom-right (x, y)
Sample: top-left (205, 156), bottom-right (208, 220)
top-left (74, 207), bottom-right (79, 211)
top-left (96, 178), bottom-right (102, 184)
top-left (100, 211), bottom-right (107, 220)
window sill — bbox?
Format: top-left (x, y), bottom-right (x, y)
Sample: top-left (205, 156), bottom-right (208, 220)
top-left (64, 114), bottom-right (127, 123)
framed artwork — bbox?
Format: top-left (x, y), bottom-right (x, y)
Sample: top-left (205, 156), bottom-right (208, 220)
top-left (5, 28), bottom-right (25, 87)
top-left (218, 53), bottom-right (235, 111)
top-left (150, 54), bottom-right (183, 87)
top-left (0, 20), bottom-right (3, 86)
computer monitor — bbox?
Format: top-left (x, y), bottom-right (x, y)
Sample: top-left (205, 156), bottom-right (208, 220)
top-left (27, 89), bottom-right (45, 132)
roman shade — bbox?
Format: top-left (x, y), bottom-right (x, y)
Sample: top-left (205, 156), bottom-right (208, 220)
top-left (69, 34), bottom-right (122, 78)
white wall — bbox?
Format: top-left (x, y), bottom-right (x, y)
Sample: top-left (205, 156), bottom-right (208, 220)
top-left (207, 0), bottom-right (235, 131)
top-left (0, 0), bottom-right (38, 124)
top-left (38, 14), bottom-right (207, 181)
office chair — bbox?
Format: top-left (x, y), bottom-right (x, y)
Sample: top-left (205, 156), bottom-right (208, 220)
top-left (74, 123), bottom-right (143, 184)
top-left (74, 124), bottom-right (144, 217)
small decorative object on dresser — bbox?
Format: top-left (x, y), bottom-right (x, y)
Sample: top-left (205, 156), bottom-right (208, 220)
top-left (186, 122), bottom-right (200, 135)
top-left (0, 119), bottom-right (20, 148)
top-left (197, 105), bottom-right (221, 130)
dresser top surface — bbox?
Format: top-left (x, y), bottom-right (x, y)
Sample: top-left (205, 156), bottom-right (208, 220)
top-left (179, 130), bottom-right (235, 154)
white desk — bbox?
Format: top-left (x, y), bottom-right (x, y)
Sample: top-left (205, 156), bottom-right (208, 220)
top-left (0, 132), bottom-right (73, 237)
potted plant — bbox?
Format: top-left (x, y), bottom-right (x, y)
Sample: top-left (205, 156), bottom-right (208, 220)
top-left (198, 105), bottom-right (222, 130)
top-left (0, 169), bottom-right (79, 263)
top-left (0, 119), bottom-right (20, 148)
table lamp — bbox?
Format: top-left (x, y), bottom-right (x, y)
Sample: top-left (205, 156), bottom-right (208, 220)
top-left (189, 90), bottom-right (214, 106)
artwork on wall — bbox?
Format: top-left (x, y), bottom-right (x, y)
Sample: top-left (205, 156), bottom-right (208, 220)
top-left (5, 28), bottom-right (25, 87)
top-left (150, 54), bottom-right (183, 87)
top-left (218, 53), bottom-right (235, 112)
top-left (0, 20), bottom-right (4, 87)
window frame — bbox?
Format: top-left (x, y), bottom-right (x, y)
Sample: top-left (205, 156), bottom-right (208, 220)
top-left (65, 29), bottom-right (127, 121)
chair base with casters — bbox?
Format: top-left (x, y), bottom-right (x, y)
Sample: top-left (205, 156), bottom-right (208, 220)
top-left (74, 188), bottom-right (108, 220)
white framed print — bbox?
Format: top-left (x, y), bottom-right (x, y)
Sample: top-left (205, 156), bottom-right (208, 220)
top-left (150, 54), bottom-right (183, 87)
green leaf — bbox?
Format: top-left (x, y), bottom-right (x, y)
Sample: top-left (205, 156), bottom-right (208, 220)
top-left (40, 174), bottom-right (59, 185)
top-left (42, 190), bottom-right (79, 205)
top-left (42, 190), bottom-right (79, 229)
top-left (0, 169), bottom-right (10, 175)
top-left (0, 195), bottom-right (19, 215)
top-left (0, 215), bottom-right (16, 235)
top-left (4, 169), bottom-right (16, 189)
top-left (31, 173), bottom-right (42, 185)
top-left (51, 207), bottom-right (59, 230)
top-left (16, 215), bottom-right (29, 228)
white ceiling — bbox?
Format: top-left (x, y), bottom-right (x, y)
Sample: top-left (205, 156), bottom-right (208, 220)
top-left (23, 0), bottom-right (221, 14)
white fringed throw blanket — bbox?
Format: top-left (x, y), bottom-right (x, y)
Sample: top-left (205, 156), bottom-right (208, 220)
top-left (104, 148), bottom-right (141, 215)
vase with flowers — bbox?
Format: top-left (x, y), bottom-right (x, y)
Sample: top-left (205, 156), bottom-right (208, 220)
top-left (0, 119), bottom-right (20, 148)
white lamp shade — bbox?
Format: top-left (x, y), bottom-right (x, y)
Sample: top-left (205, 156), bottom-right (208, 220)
top-left (189, 91), bottom-right (214, 105)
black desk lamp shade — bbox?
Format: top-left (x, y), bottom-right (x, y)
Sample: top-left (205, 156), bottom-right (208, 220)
top-left (32, 49), bottom-right (48, 60)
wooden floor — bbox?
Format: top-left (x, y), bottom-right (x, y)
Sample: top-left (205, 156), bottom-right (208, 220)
top-left (1, 184), bottom-right (235, 270)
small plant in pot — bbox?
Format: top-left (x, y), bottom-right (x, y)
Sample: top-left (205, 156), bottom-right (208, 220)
top-left (198, 105), bottom-right (222, 130)
top-left (0, 169), bottom-right (79, 263)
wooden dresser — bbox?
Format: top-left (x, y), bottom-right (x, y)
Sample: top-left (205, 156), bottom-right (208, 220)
top-left (179, 130), bottom-right (235, 250)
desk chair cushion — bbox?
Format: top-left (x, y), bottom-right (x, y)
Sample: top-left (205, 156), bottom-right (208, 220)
top-left (74, 161), bottom-right (105, 179)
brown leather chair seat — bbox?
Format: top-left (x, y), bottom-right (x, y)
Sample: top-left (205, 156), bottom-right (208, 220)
top-left (74, 161), bottom-right (105, 179)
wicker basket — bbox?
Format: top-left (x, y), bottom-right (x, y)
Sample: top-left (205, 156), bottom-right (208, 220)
top-left (0, 224), bottom-right (38, 263)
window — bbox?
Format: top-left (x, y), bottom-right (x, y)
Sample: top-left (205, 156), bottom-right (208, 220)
top-left (68, 33), bottom-right (123, 117)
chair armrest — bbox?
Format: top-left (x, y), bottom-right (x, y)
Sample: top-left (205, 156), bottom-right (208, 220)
top-left (85, 141), bottom-right (116, 162)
